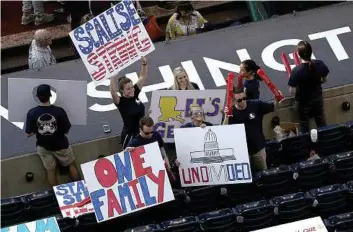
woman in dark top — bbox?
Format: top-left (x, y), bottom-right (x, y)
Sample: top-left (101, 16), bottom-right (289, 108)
top-left (169, 66), bottom-right (200, 90)
top-left (110, 57), bottom-right (148, 149)
top-left (288, 41), bottom-right (329, 133)
top-left (239, 59), bottom-right (262, 100)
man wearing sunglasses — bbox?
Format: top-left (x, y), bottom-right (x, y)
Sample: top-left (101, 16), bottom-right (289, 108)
top-left (126, 116), bottom-right (171, 169)
top-left (223, 88), bottom-right (282, 172)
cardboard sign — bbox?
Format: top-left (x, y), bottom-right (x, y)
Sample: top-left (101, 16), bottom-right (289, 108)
top-left (174, 124), bottom-right (252, 187)
top-left (81, 142), bottom-right (175, 223)
top-left (69, 0), bottom-right (155, 84)
top-left (53, 180), bottom-right (94, 218)
top-left (1, 217), bottom-right (60, 232)
top-left (251, 217), bottom-right (328, 232)
top-left (149, 90), bottom-right (226, 143)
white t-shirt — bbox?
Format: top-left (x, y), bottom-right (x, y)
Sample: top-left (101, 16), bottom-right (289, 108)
top-left (28, 40), bottom-right (56, 70)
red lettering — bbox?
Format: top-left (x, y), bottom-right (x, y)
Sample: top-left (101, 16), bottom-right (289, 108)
top-left (128, 179), bottom-right (145, 208)
top-left (97, 46), bottom-right (113, 73)
top-left (64, 210), bottom-right (71, 217)
top-left (200, 166), bottom-right (209, 182)
top-left (147, 170), bottom-right (165, 203)
top-left (105, 41), bottom-right (123, 69)
top-left (130, 147), bottom-right (152, 178)
top-left (181, 168), bottom-right (192, 184)
top-left (107, 189), bottom-right (123, 217)
top-left (94, 158), bottom-right (118, 188)
top-left (132, 25), bottom-right (151, 52)
top-left (191, 167), bottom-right (200, 183)
top-left (87, 53), bottom-right (106, 81)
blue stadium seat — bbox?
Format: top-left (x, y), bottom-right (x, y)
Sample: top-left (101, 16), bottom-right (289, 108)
top-left (317, 124), bottom-right (350, 156)
top-left (56, 214), bottom-right (76, 232)
top-left (328, 151), bottom-right (353, 182)
top-left (324, 212), bottom-right (353, 232)
top-left (160, 216), bottom-right (201, 232)
top-left (0, 196), bottom-right (26, 227)
top-left (309, 184), bottom-right (349, 217)
top-left (272, 192), bottom-right (313, 224)
top-left (233, 200), bottom-right (275, 231)
top-left (254, 166), bottom-right (295, 197)
top-left (184, 186), bottom-right (225, 214)
top-left (124, 224), bottom-right (161, 232)
top-left (198, 208), bottom-right (237, 231)
top-left (223, 183), bottom-right (260, 206)
top-left (346, 121), bottom-right (353, 149)
top-left (76, 212), bottom-right (103, 231)
top-left (26, 190), bottom-right (60, 220)
top-left (279, 134), bottom-right (311, 165)
top-left (292, 158), bottom-right (330, 190)
top-left (347, 181), bottom-right (353, 210)
top-left (265, 140), bottom-right (281, 167)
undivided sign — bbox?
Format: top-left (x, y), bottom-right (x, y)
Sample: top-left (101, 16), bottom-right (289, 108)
top-left (53, 180), bottom-right (94, 218)
top-left (70, 0), bottom-right (155, 84)
top-left (1, 217), bottom-right (60, 232)
top-left (81, 142), bottom-right (174, 223)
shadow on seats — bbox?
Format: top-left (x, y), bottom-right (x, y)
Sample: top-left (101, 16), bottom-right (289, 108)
top-left (124, 224), bottom-right (161, 232)
top-left (25, 190), bottom-right (60, 221)
top-left (199, 208), bottom-right (237, 232)
top-left (1, 196), bottom-right (26, 227)
top-left (56, 214), bottom-right (76, 232)
top-left (317, 124), bottom-right (350, 157)
top-left (279, 134), bottom-right (311, 165)
top-left (329, 151), bottom-right (353, 183)
top-left (324, 211), bottom-right (353, 232)
top-left (160, 216), bottom-right (201, 232)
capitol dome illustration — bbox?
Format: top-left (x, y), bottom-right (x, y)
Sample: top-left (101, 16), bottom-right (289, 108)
top-left (190, 129), bottom-right (236, 164)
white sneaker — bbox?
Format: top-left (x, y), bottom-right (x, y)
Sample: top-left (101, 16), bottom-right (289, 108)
top-left (35, 13), bottom-right (55, 26)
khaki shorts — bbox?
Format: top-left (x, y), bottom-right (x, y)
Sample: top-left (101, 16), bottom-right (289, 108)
top-left (250, 148), bottom-right (268, 171)
top-left (37, 146), bottom-right (75, 171)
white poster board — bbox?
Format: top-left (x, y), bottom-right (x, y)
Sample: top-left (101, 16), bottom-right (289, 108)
top-left (174, 124), bottom-right (252, 187)
top-left (251, 217), bottom-right (328, 232)
top-left (69, 0), bottom-right (155, 84)
top-left (149, 90), bottom-right (226, 143)
top-left (53, 180), bottom-right (94, 218)
top-left (81, 142), bottom-right (175, 223)
top-left (1, 216), bottom-right (60, 232)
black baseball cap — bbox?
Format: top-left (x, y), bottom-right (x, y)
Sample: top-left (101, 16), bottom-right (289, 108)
top-left (36, 84), bottom-right (52, 97)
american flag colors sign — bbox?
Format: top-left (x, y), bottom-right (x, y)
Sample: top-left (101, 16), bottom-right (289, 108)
top-left (69, 0), bottom-right (155, 84)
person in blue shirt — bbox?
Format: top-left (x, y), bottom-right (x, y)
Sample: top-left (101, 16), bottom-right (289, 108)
top-left (288, 41), bottom-right (329, 133)
top-left (181, 104), bottom-right (213, 128)
top-left (25, 84), bottom-right (80, 186)
top-left (239, 59), bottom-right (262, 100)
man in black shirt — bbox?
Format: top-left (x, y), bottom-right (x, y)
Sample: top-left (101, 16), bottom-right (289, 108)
top-left (25, 84), bottom-right (80, 186)
top-left (223, 88), bottom-right (281, 171)
top-left (126, 116), bottom-right (171, 168)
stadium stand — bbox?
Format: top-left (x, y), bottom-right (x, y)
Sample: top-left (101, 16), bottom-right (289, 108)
top-left (1, 121), bottom-right (352, 231)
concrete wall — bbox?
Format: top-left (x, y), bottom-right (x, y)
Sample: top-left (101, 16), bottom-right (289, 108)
top-left (2, 84), bottom-right (353, 198)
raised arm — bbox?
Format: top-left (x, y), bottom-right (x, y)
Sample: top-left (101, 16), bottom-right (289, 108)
top-left (136, 57), bottom-right (148, 90)
top-left (109, 74), bottom-right (120, 105)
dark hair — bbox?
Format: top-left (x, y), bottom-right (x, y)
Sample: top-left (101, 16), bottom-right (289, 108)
top-left (297, 41), bottom-right (314, 70)
top-left (38, 96), bottom-right (50, 103)
top-left (271, 116), bottom-right (280, 129)
top-left (118, 77), bottom-right (132, 94)
top-left (241, 59), bottom-right (262, 81)
top-left (233, 87), bottom-right (244, 94)
top-left (139, 116), bottom-right (154, 129)
top-left (175, 1), bottom-right (195, 20)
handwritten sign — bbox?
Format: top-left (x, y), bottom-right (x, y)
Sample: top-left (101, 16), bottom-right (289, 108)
top-left (1, 217), bottom-right (60, 232)
top-left (81, 142), bottom-right (175, 223)
top-left (174, 124), bottom-right (252, 187)
top-left (251, 217), bottom-right (328, 232)
top-left (69, 0), bottom-right (155, 84)
top-left (53, 180), bottom-right (94, 218)
top-left (149, 90), bottom-right (226, 143)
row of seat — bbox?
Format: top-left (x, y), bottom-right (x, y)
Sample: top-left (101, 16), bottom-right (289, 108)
top-left (53, 181), bottom-right (353, 231)
top-left (1, 150), bottom-right (352, 228)
top-left (266, 122), bottom-right (353, 167)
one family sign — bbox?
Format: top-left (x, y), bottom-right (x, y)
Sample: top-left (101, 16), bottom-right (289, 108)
top-left (174, 124), bottom-right (252, 187)
top-left (69, 0), bottom-right (155, 84)
top-left (1, 217), bottom-right (60, 232)
top-left (53, 180), bottom-right (94, 218)
top-left (81, 142), bottom-right (175, 223)
top-left (149, 90), bottom-right (226, 143)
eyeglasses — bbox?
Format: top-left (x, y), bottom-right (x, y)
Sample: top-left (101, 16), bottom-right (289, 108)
top-left (235, 97), bottom-right (247, 103)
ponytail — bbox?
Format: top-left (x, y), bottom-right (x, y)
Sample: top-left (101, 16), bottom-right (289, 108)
top-left (241, 59), bottom-right (262, 81)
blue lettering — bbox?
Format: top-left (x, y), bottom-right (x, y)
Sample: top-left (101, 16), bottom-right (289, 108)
top-left (206, 98), bottom-right (221, 117)
top-left (226, 164), bottom-right (236, 181)
top-left (93, 18), bottom-right (111, 47)
top-left (242, 163), bottom-right (252, 180)
top-left (115, 3), bottom-right (131, 32)
top-left (91, 189), bottom-right (105, 222)
top-left (54, 185), bottom-right (68, 196)
top-left (36, 217), bottom-right (60, 232)
top-left (17, 224), bottom-right (30, 232)
top-left (63, 194), bottom-right (75, 205)
top-left (123, 0), bottom-right (141, 26)
top-left (85, 22), bottom-right (100, 49)
top-left (154, 122), bottom-right (166, 138)
top-left (226, 163), bottom-right (252, 181)
top-left (167, 125), bottom-right (174, 138)
top-left (118, 183), bottom-right (136, 213)
top-left (114, 151), bottom-right (133, 184)
top-left (105, 8), bottom-right (123, 39)
top-left (73, 26), bottom-right (94, 55)
top-left (139, 176), bottom-right (157, 206)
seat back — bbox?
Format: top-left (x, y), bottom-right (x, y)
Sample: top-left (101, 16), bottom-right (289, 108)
top-left (272, 192), bottom-right (313, 223)
top-left (280, 134), bottom-right (311, 164)
top-left (324, 212), bottom-right (353, 232)
top-left (184, 186), bottom-right (224, 214)
top-left (293, 158), bottom-right (330, 190)
top-left (265, 140), bottom-right (281, 167)
top-left (346, 121), bottom-right (353, 149)
top-left (26, 190), bottom-right (60, 220)
top-left (347, 181), bottom-right (353, 211)
top-left (255, 166), bottom-right (295, 197)
top-left (56, 214), bottom-right (76, 232)
top-left (329, 151), bottom-right (353, 182)
top-left (198, 208), bottom-right (237, 232)
top-left (160, 216), bottom-right (201, 232)
top-left (309, 184), bottom-right (349, 217)
top-left (223, 182), bottom-right (260, 206)
top-left (0, 197), bottom-right (26, 227)
top-left (233, 200), bottom-right (274, 231)
top-left (317, 125), bottom-right (350, 156)
top-left (124, 224), bottom-right (161, 232)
